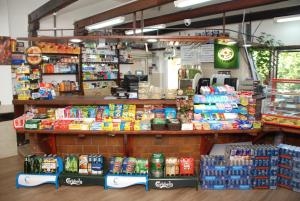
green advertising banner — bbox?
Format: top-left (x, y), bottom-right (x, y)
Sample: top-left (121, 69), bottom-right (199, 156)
top-left (214, 42), bottom-right (239, 69)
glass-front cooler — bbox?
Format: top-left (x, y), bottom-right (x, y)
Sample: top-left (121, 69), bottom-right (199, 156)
top-left (262, 79), bottom-right (300, 128)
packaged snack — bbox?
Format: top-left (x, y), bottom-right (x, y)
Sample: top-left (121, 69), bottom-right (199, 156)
top-left (164, 108), bottom-right (177, 119)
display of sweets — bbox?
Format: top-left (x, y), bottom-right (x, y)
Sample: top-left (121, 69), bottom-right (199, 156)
top-left (79, 155), bottom-right (104, 175)
top-left (193, 85), bottom-right (255, 131)
top-left (64, 155), bottom-right (78, 173)
top-left (151, 153), bottom-right (165, 178)
top-left (199, 85), bottom-right (236, 95)
top-left (24, 155), bottom-right (58, 174)
top-left (277, 144), bottom-right (300, 192)
top-left (165, 157), bottom-right (180, 176)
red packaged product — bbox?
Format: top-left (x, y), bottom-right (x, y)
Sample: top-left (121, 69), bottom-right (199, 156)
top-left (179, 157), bottom-right (194, 175)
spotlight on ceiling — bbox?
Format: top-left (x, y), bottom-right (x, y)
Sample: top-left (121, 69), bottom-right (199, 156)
top-left (174, 0), bottom-right (212, 8)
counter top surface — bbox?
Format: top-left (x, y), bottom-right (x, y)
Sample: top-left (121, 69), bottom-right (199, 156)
top-left (13, 96), bottom-right (176, 106)
top-left (16, 128), bottom-right (261, 135)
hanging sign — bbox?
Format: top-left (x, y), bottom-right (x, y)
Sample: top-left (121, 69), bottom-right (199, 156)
top-left (198, 44), bottom-right (214, 63)
top-left (214, 43), bottom-right (239, 69)
top-left (180, 45), bottom-right (197, 65)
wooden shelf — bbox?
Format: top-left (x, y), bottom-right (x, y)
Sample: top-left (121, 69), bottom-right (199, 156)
top-left (42, 72), bottom-right (78, 75)
top-left (16, 129), bottom-right (261, 135)
top-left (82, 61), bottom-right (118, 64)
top-left (82, 79), bottom-right (117, 82)
top-left (59, 90), bottom-right (81, 93)
top-left (42, 53), bottom-right (79, 56)
top-left (263, 125), bottom-right (300, 135)
top-left (12, 52), bottom-right (25, 54)
top-left (12, 97), bottom-right (177, 106)
top-left (119, 62), bottom-right (134, 64)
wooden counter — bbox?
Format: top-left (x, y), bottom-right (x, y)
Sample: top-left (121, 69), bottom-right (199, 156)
top-left (16, 128), bottom-right (261, 136)
top-left (13, 97), bottom-right (176, 106)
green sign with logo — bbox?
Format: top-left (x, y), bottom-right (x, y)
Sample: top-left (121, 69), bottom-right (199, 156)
top-left (214, 43), bottom-right (239, 69)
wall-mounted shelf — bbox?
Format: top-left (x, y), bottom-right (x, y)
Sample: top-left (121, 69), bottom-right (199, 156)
top-left (82, 62), bottom-right (118, 64)
top-left (42, 53), bottom-right (80, 56)
top-left (42, 72), bottom-right (78, 75)
top-left (82, 79), bottom-right (117, 82)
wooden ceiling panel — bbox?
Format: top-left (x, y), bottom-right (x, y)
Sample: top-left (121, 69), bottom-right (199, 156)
top-left (74, 0), bottom-right (174, 29)
top-left (117, 0), bottom-right (287, 29)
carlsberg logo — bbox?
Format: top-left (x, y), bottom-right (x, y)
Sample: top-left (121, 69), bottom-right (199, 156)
top-left (155, 181), bottom-right (174, 188)
top-left (66, 178), bottom-right (83, 185)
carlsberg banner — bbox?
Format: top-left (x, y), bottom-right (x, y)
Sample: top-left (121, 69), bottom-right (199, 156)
top-left (214, 43), bottom-right (239, 69)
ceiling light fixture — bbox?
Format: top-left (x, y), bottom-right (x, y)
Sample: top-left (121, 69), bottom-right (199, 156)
top-left (69, 38), bottom-right (82, 43)
top-left (174, 0), bottom-right (212, 8)
top-left (274, 14), bottom-right (300, 23)
top-left (147, 39), bottom-right (158, 43)
top-left (125, 24), bottom-right (166, 35)
top-left (86, 16), bottom-right (125, 31)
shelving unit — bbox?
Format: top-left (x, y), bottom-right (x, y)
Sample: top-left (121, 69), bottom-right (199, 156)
top-left (41, 52), bottom-right (82, 94)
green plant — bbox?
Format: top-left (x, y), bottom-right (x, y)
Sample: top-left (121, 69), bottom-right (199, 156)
top-left (250, 32), bottom-right (283, 84)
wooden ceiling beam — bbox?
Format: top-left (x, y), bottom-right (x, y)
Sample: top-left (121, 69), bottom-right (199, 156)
top-left (153, 5), bottom-right (300, 35)
top-left (28, 0), bottom-right (78, 23)
top-left (117, 0), bottom-right (287, 29)
top-left (74, 0), bottom-right (174, 29)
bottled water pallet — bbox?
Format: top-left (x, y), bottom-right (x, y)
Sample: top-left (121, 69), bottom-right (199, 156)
top-left (59, 172), bottom-right (105, 186)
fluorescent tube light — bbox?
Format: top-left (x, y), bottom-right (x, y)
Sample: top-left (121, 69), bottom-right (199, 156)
top-left (147, 39), bottom-right (158, 43)
top-left (174, 0), bottom-right (212, 8)
top-left (125, 24), bottom-right (166, 35)
top-left (275, 14), bottom-right (300, 23)
top-left (86, 16), bottom-right (125, 31)
top-left (69, 38), bottom-right (82, 43)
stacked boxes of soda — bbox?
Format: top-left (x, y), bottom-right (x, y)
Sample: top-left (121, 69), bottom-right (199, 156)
top-left (150, 153), bottom-right (195, 178)
top-left (225, 145), bottom-right (253, 190)
top-left (77, 155), bottom-right (104, 175)
top-left (24, 155), bottom-right (58, 174)
top-left (200, 155), bottom-right (227, 189)
top-left (109, 156), bottom-right (148, 175)
top-left (251, 145), bottom-right (279, 189)
top-left (277, 144), bottom-right (300, 192)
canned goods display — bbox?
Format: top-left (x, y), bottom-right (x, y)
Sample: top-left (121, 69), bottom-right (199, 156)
top-left (150, 153), bottom-right (165, 178)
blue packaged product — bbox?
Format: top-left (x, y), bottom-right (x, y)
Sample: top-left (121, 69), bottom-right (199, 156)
top-left (164, 108), bottom-right (177, 119)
